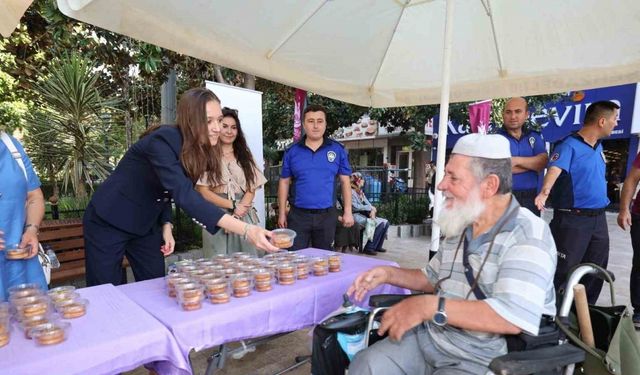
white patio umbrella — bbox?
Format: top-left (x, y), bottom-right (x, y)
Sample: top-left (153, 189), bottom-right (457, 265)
top-left (5, 0), bottom-right (640, 250)
top-left (0, 0), bottom-right (31, 37)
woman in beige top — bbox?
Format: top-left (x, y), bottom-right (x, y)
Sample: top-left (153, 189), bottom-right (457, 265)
top-left (196, 107), bottom-right (267, 256)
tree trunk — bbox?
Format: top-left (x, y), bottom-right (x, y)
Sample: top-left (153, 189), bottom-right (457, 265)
top-left (243, 73), bottom-right (255, 90)
top-left (123, 79), bottom-right (133, 148)
top-left (49, 168), bottom-right (59, 198)
top-left (213, 65), bottom-right (226, 84)
top-left (414, 150), bottom-right (427, 190)
top-left (161, 69), bottom-right (177, 124)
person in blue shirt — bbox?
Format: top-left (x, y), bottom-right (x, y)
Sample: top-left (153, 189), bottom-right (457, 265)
top-left (277, 104), bottom-right (354, 250)
top-left (0, 132), bottom-right (47, 301)
top-left (535, 100), bottom-right (619, 304)
top-left (498, 97), bottom-right (548, 216)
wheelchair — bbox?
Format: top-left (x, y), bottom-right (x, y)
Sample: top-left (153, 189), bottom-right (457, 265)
top-left (361, 294), bottom-right (584, 375)
top-left (313, 283), bottom-right (594, 375)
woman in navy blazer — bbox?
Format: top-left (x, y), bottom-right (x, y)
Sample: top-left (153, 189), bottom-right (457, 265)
top-left (83, 88), bottom-right (278, 286)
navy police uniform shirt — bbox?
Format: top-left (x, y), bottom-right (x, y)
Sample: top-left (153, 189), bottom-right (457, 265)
top-left (281, 137), bottom-right (352, 209)
top-left (548, 133), bottom-right (609, 209)
top-left (498, 128), bottom-right (546, 191)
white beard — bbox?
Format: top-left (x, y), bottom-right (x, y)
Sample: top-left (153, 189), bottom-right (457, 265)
top-left (436, 188), bottom-right (485, 238)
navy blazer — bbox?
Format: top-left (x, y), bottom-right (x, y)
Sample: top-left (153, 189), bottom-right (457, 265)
top-left (90, 126), bottom-right (224, 236)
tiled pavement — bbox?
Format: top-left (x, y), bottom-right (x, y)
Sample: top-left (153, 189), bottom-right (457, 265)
top-left (126, 211), bottom-right (635, 375)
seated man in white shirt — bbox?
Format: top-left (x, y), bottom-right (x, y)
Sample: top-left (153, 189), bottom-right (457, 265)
top-left (347, 134), bottom-right (557, 374)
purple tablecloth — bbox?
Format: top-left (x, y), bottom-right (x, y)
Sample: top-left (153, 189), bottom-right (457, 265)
top-left (0, 283), bottom-right (191, 375)
top-left (118, 248), bottom-right (407, 359)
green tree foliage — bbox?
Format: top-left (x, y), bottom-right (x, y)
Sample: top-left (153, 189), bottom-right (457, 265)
top-left (28, 54), bottom-right (120, 198)
top-left (0, 37), bottom-right (31, 131)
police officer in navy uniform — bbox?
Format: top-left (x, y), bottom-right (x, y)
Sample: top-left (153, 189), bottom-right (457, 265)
top-left (535, 100), bottom-right (619, 304)
top-left (498, 97), bottom-right (548, 216)
top-left (277, 104), bottom-right (354, 251)
top-left (84, 88), bottom-right (278, 287)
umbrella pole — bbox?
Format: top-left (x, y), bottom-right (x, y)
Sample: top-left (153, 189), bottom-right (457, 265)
top-left (430, 0), bottom-right (456, 254)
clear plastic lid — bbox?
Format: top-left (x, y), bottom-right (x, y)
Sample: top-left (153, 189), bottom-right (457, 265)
top-left (55, 298), bottom-right (89, 319)
top-left (231, 273), bottom-right (254, 289)
top-left (21, 313), bottom-right (59, 339)
top-left (232, 252), bottom-right (253, 260)
top-left (48, 285), bottom-right (76, 295)
top-left (253, 268), bottom-right (273, 281)
top-left (48, 291), bottom-right (80, 305)
top-left (14, 296), bottom-right (50, 319)
top-left (8, 283), bottom-right (42, 298)
top-left (195, 259), bottom-right (216, 268)
top-left (4, 244), bottom-right (31, 259)
top-left (177, 264), bottom-right (198, 273)
top-left (202, 277), bottom-right (229, 294)
top-left (270, 229), bottom-right (297, 248)
top-left (276, 263), bottom-right (296, 274)
top-left (212, 254), bottom-right (233, 264)
top-left (30, 321), bottom-right (70, 345)
top-left (175, 283), bottom-right (205, 302)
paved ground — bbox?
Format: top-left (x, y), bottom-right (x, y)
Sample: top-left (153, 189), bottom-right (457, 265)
top-left (126, 211), bottom-right (635, 375)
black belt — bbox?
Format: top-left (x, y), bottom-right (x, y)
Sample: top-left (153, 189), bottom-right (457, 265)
top-left (555, 208), bottom-right (606, 217)
top-left (292, 206), bottom-right (333, 214)
top-left (512, 189), bottom-right (537, 199)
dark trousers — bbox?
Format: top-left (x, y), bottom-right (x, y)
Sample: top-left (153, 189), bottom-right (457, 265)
top-left (287, 207), bottom-right (338, 251)
top-left (364, 221), bottom-right (390, 252)
top-left (513, 189), bottom-right (540, 217)
top-left (550, 210), bottom-right (609, 304)
top-left (630, 214), bottom-right (640, 311)
top-left (83, 203), bottom-right (165, 286)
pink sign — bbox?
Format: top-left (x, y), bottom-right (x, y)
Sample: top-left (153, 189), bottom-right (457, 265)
top-left (293, 89), bottom-right (307, 141)
top-left (468, 100), bottom-right (492, 134)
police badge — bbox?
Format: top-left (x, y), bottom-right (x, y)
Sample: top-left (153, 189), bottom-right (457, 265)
top-left (327, 151), bottom-right (336, 162)
top-left (528, 136), bottom-right (536, 149)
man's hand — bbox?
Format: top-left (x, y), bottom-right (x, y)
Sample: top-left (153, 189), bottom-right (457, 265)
top-left (342, 212), bottom-right (355, 228)
top-left (0, 230), bottom-right (4, 251)
top-left (534, 188), bottom-right (550, 211)
top-left (347, 266), bottom-right (389, 302)
top-left (618, 209), bottom-right (632, 231)
top-left (277, 213), bottom-right (288, 228)
top-left (377, 295), bottom-right (434, 341)
top-left (20, 227), bottom-right (39, 258)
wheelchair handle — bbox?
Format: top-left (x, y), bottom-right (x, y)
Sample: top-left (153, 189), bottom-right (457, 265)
top-left (558, 263), bottom-right (616, 318)
top-left (368, 294), bottom-right (413, 308)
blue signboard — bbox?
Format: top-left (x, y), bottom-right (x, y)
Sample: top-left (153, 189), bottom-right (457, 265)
top-left (430, 116), bottom-right (469, 161)
top-left (533, 83), bottom-right (636, 143)
top-left (431, 83), bottom-right (637, 161)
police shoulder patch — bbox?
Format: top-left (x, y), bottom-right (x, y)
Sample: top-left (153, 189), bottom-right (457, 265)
top-left (327, 150), bottom-right (337, 162)
top-left (550, 152), bottom-right (560, 162)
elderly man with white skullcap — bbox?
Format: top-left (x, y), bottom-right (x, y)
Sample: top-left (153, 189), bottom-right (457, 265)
top-left (345, 134), bottom-right (558, 375)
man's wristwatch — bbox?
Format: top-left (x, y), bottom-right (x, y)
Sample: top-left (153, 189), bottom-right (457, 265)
top-left (432, 296), bottom-right (448, 327)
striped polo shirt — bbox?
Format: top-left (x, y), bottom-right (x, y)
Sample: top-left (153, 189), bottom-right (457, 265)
top-left (423, 197), bottom-right (557, 366)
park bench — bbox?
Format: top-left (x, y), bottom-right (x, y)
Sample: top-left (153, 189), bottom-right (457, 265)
top-left (39, 218), bottom-right (129, 284)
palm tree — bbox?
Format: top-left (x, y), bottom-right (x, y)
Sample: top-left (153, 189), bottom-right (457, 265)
top-left (29, 54), bottom-right (120, 198)
top-left (23, 112), bottom-right (67, 198)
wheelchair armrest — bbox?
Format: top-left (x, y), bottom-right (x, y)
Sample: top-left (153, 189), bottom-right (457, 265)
top-left (368, 294), bottom-right (413, 308)
top-left (489, 343), bottom-right (584, 375)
